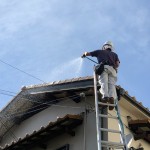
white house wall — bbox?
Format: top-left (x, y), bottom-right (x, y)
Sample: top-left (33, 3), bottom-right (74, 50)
top-left (32, 112), bottom-right (97, 150)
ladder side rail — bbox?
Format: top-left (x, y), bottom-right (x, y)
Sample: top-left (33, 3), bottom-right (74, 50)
top-left (115, 99), bottom-right (129, 150)
top-left (93, 69), bottom-right (101, 150)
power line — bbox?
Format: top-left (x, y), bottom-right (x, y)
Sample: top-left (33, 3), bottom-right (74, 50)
top-left (0, 87), bottom-right (89, 119)
top-left (0, 89), bottom-right (95, 113)
top-left (0, 92), bottom-right (132, 142)
top-left (3, 105), bottom-right (52, 119)
top-left (0, 94), bottom-right (85, 140)
top-left (3, 103), bottom-right (84, 119)
top-left (0, 95), bottom-right (91, 142)
top-left (0, 94), bottom-right (84, 118)
top-left (0, 92), bottom-right (15, 97)
top-left (0, 118), bottom-right (18, 141)
top-left (0, 87), bottom-right (84, 107)
top-left (0, 59), bottom-right (45, 83)
top-left (0, 88), bottom-right (130, 132)
top-left (0, 89), bottom-right (17, 94)
top-left (0, 89), bottom-right (129, 125)
top-left (6, 100), bottom-right (92, 120)
top-left (0, 90), bottom-right (94, 119)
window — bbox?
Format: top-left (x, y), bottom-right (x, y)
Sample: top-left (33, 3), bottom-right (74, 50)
top-left (56, 144), bottom-right (69, 150)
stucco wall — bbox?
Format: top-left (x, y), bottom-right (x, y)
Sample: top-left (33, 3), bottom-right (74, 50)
top-left (108, 98), bottom-right (150, 150)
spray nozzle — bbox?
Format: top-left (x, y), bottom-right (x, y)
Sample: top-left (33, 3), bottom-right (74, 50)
top-left (81, 55), bottom-right (99, 64)
top-left (81, 54), bottom-right (86, 58)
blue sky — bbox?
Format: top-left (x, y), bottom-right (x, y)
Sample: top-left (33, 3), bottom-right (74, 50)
top-left (0, 0), bottom-right (150, 110)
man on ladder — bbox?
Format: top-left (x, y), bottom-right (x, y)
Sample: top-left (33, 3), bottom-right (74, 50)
top-left (82, 41), bottom-right (120, 110)
top-left (82, 42), bottom-right (128, 150)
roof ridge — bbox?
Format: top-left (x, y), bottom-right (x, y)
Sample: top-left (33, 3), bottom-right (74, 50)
top-left (23, 76), bottom-right (93, 90)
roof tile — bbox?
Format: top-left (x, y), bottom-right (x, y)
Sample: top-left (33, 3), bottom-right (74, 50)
top-left (1, 114), bottom-right (82, 150)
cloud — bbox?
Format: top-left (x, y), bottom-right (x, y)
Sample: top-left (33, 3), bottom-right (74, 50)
top-left (0, 0), bottom-right (50, 38)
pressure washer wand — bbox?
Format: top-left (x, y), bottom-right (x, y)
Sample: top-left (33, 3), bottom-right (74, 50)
top-left (81, 54), bottom-right (98, 64)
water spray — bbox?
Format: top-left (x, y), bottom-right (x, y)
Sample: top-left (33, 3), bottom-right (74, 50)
top-left (81, 54), bottom-right (98, 64)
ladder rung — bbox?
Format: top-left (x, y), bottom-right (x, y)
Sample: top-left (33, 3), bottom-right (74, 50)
top-left (98, 102), bottom-right (116, 107)
top-left (101, 140), bottom-right (124, 147)
top-left (100, 128), bottom-right (121, 133)
top-left (99, 114), bottom-right (118, 119)
top-left (101, 144), bottom-right (124, 149)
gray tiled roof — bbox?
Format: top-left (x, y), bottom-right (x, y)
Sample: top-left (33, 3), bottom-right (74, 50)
top-left (23, 76), bottom-right (93, 89)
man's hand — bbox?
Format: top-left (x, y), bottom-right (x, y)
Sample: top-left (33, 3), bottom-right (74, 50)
top-left (81, 53), bottom-right (86, 58)
top-left (81, 52), bottom-right (91, 58)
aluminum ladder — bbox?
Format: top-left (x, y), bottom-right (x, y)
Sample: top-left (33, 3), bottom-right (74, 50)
top-left (93, 69), bottom-right (129, 150)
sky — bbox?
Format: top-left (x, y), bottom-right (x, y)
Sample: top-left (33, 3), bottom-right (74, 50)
top-left (0, 0), bottom-right (150, 110)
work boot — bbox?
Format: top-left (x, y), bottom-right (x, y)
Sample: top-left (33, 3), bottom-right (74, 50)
top-left (101, 97), bottom-right (109, 103)
top-left (98, 97), bottom-right (109, 108)
top-left (108, 97), bottom-right (114, 110)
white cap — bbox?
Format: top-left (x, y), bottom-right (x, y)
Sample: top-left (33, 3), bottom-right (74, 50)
top-left (102, 41), bottom-right (114, 51)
